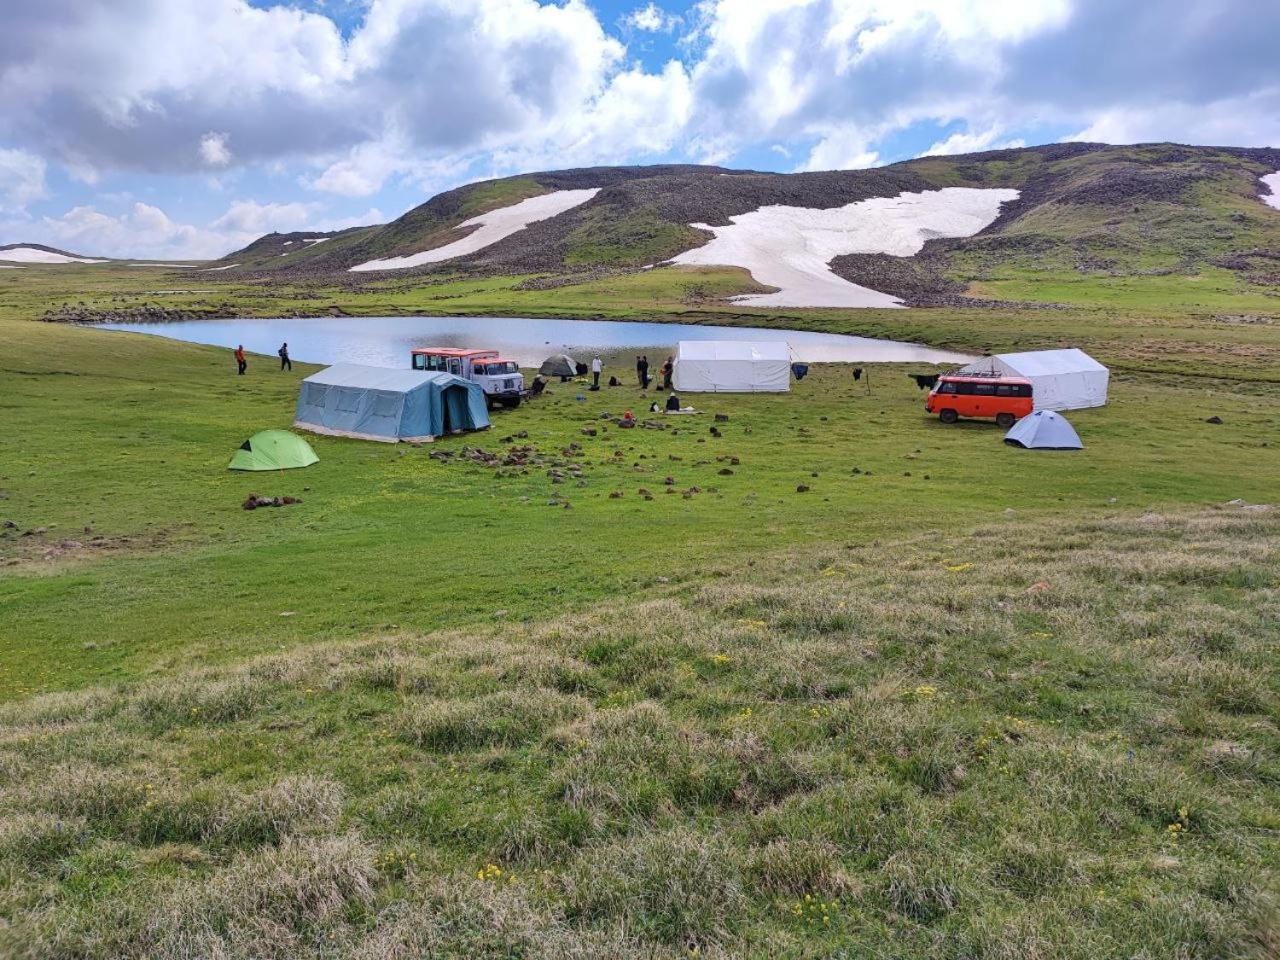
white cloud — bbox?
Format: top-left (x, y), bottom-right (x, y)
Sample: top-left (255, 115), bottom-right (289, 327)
top-left (920, 126), bottom-right (1026, 157)
top-left (624, 3), bottom-right (680, 33)
top-left (199, 132), bottom-right (232, 167)
top-left (16, 202), bottom-right (215, 260)
top-left (209, 199), bottom-right (318, 235)
top-left (1067, 89), bottom-right (1280, 147)
top-left (1, 0), bottom-right (1279, 231)
top-left (2, 196), bottom-right (387, 261)
top-left (0, 148), bottom-right (47, 210)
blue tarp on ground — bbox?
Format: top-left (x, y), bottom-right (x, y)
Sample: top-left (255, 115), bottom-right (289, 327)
top-left (294, 363), bottom-right (489, 442)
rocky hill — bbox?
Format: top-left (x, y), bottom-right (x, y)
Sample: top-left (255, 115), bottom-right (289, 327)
top-left (0, 243), bottom-right (109, 264)
top-left (216, 143), bottom-right (1280, 304)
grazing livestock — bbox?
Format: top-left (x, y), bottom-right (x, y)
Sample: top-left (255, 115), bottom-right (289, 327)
top-left (910, 373), bottom-right (941, 390)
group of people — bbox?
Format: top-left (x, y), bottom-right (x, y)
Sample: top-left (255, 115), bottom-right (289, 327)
top-left (632, 354), bottom-right (674, 390)
top-left (233, 342), bottom-right (292, 375)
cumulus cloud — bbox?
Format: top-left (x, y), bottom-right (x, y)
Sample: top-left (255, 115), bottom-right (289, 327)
top-left (2, 197), bottom-right (386, 260)
top-left (15, 202), bottom-right (216, 260)
top-left (0, 148), bottom-right (47, 210)
top-left (920, 126), bottom-right (1026, 158)
top-left (209, 199), bottom-right (318, 235)
top-left (3, 0), bottom-right (1280, 246)
top-left (199, 133), bottom-right (232, 167)
top-left (624, 3), bottom-right (681, 33)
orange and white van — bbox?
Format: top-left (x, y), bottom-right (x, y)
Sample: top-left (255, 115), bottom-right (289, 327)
top-left (925, 374), bottom-right (1033, 427)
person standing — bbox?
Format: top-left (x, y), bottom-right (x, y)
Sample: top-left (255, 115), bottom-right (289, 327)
top-left (635, 355), bottom-right (644, 387)
top-left (661, 355), bottom-right (674, 390)
top-left (278, 342), bottom-right (292, 371)
top-left (234, 344), bottom-right (246, 376)
top-left (591, 355), bottom-right (602, 388)
top-left (638, 355), bottom-right (650, 389)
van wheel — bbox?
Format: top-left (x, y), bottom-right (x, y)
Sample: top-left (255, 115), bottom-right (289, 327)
top-left (996, 412), bottom-right (1015, 428)
top-left (503, 397), bottom-right (521, 409)
top-left (939, 409), bottom-right (958, 424)
top-left (485, 397), bottom-right (496, 411)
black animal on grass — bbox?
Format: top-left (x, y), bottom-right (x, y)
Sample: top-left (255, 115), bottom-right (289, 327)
top-left (909, 373), bottom-right (940, 390)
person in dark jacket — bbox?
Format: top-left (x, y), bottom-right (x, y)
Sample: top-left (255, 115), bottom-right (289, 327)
top-left (278, 342), bottom-right (292, 371)
top-left (661, 355), bottom-right (674, 389)
top-left (637, 355), bottom-right (650, 388)
top-left (665, 391), bottom-right (681, 412)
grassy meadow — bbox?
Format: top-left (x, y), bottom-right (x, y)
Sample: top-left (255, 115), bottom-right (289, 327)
top-left (1, 260), bottom-right (1278, 957)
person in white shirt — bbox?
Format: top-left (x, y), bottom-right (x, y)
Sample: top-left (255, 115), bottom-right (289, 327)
top-left (591, 356), bottom-right (602, 388)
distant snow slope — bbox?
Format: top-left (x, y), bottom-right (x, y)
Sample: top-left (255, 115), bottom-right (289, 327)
top-left (0, 246), bottom-right (107, 264)
top-left (1262, 171), bottom-right (1280, 210)
top-left (670, 187), bottom-right (1019, 308)
top-left (349, 188), bottom-right (600, 272)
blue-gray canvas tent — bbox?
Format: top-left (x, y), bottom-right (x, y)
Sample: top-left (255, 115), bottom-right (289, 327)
top-left (294, 363), bottom-right (489, 443)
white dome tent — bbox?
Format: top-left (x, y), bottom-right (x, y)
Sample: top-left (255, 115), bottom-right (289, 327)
top-left (1003, 410), bottom-right (1084, 450)
top-left (672, 340), bottom-right (791, 393)
top-left (957, 348), bottom-right (1108, 411)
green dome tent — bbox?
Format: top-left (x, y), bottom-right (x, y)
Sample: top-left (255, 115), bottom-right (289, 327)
top-left (228, 430), bottom-right (319, 471)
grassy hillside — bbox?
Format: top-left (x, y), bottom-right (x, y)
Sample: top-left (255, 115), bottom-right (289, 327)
top-left (211, 144), bottom-right (1280, 299)
top-left (2, 508), bottom-right (1277, 957)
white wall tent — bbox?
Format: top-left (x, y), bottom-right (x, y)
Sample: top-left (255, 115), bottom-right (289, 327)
top-left (957, 348), bottom-right (1108, 411)
top-left (672, 340), bottom-right (791, 393)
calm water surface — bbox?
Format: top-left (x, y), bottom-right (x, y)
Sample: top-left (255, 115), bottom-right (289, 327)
top-left (100, 315), bottom-right (973, 367)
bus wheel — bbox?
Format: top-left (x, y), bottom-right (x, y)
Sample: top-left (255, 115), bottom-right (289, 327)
top-left (995, 412), bottom-right (1015, 428)
top-left (939, 409), bottom-right (958, 424)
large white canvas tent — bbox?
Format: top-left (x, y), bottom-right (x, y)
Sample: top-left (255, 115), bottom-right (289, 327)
top-left (673, 340), bottom-right (790, 393)
top-left (957, 348), bottom-right (1108, 411)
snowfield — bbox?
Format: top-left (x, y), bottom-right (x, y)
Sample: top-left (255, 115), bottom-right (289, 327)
top-left (349, 189), bottom-right (600, 272)
top-left (1262, 171), bottom-right (1280, 210)
top-left (670, 187), bottom-right (1019, 308)
top-left (0, 246), bottom-right (107, 264)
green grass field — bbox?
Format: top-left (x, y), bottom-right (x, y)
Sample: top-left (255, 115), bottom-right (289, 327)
top-left (1, 261), bottom-right (1278, 957)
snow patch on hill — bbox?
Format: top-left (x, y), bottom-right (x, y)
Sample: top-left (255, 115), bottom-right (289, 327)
top-left (0, 246), bottom-right (107, 264)
top-left (670, 187), bottom-right (1019, 308)
top-left (349, 189), bottom-right (600, 272)
top-left (1262, 171), bottom-right (1280, 210)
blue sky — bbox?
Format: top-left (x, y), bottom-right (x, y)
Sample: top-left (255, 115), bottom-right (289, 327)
top-left (1, 0), bottom-right (1277, 258)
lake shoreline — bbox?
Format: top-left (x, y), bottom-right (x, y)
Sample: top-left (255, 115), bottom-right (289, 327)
top-left (96, 313), bottom-right (976, 368)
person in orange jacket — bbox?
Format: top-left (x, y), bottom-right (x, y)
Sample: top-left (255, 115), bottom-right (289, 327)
top-left (234, 344), bottom-right (246, 375)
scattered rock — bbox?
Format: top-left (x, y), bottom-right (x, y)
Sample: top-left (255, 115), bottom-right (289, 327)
top-left (714, 413), bottom-right (729, 422)
top-left (796, 484), bottom-right (810, 493)
top-left (1205, 415), bottom-right (1223, 424)
top-left (718, 468), bottom-right (734, 476)
top-left (242, 494), bottom-right (300, 510)
top-left (1027, 581), bottom-right (1051, 593)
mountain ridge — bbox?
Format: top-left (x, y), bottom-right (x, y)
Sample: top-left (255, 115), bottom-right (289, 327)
top-left (213, 142), bottom-right (1280, 305)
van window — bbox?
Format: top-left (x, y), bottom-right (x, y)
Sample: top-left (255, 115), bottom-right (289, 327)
top-left (938, 381), bottom-right (957, 394)
top-left (973, 383), bottom-right (997, 395)
top-left (996, 384), bottom-right (1015, 396)
top-left (414, 354), bottom-right (447, 372)
top-left (956, 381), bottom-right (975, 395)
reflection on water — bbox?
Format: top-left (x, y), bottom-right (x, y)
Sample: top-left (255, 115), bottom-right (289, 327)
top-left (100, 314), bottom-right (974, 368)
